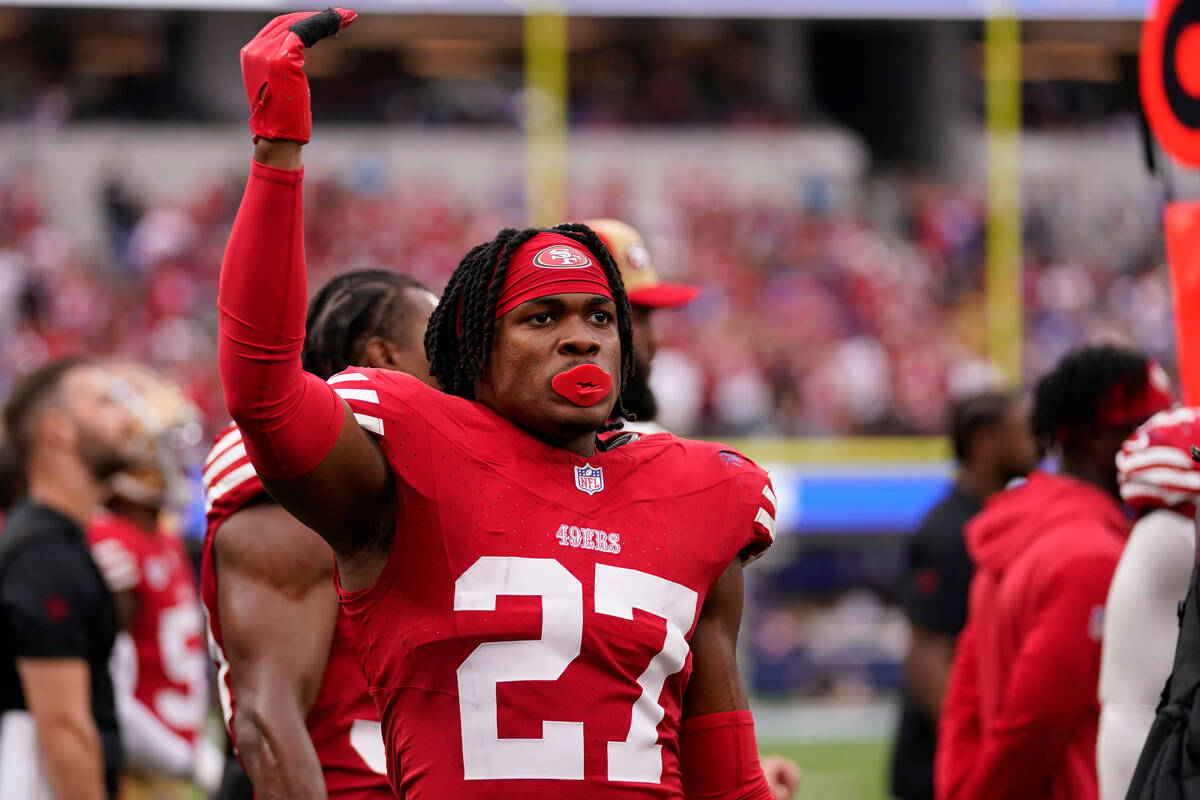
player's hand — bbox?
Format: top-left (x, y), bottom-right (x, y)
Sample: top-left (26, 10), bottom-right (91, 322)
top-left (761, 754), bottom-right (801, 800)
top-left (239, 7), bottom-right (357, 144)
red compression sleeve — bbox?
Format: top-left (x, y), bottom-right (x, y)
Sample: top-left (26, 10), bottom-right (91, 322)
top-left (679, 710), bottom-right (774, 800)
top-left (218, 160), bottom-right (342, 479)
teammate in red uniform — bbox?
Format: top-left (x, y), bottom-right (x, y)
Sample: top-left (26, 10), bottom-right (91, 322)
top-left (86, 366), bottom-right (220, 798)
top-left (217, 11), bottom-right (777, 799)
top-left (203, 269), bottom-right (436, 799)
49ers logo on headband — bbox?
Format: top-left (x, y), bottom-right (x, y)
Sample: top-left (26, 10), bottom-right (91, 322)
top-left (534, 245), bottom-right (593, 269)
top-left (493, 232), bottom-right (613, 319)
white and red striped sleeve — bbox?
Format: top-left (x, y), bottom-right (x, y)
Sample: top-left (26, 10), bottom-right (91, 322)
top-left (744, 474), bottom-right (777, 563)
top-left (327, 370), bottom-right (385, 437)
top-left (203, 423), bottom-right (267, 533)
top-left (1116, 406), bottom-right (1200, 518)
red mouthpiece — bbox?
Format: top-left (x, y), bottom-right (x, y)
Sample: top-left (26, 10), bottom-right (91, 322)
top-left (551, 364), bottom-right (613, 407)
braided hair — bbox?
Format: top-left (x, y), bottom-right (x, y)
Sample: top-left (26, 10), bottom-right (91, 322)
top-left (302, 270), bottom-right (430, 381)
top-left (425, 223), bottom-right (635, 424)
top-left (1031, 344), bottom-right (1150, 452)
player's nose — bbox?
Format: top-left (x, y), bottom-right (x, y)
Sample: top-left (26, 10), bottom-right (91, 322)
top-left (557, 316), bottom-right (601, 357)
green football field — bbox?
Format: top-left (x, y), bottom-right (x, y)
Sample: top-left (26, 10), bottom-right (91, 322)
top-left (183, 739), bottom-right (891, 800)
top-left (761, 740), bottom-right (890, 800)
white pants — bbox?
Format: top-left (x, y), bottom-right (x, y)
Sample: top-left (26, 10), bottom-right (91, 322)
top-left (0, 710), bottom-right (53, 800)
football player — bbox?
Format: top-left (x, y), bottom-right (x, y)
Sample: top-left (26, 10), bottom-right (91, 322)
top-left (203, 270), bottom-right (436, 799)
top-left (86, 365), bottom-right (222, 799)
top-left (217, 9), bottom-right (779, 800)
top-left (1098, 407), bottom-right (1200, 800)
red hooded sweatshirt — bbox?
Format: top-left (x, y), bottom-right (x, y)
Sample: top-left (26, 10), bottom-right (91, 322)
top-left (935, 471), bottom-right (1130, 800)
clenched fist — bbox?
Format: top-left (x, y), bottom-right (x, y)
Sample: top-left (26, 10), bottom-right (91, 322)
top-left (240, 7), bottom-right (357, 144)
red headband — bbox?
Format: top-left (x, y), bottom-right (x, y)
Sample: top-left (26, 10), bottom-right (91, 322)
top-left (1096, 360), bottom-right (1173, 428)
top-left (494, 233), bottom-right (613, 319)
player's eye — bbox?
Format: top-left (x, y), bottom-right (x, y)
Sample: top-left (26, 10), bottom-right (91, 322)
top-left (588, 310), bottom-right (613, 325)
top-left (527, 312), bottom-right (554, 325)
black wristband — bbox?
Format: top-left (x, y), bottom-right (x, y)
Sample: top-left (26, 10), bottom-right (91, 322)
top-left (289, 8), bottom-right (344, 48)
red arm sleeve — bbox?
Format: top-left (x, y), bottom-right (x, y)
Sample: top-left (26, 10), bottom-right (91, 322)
top-left (951, 554), bottom-right (1116, 800)
top-left (936, 620), bottom-right (983, 800)
top-left (217, 160), bottom-right (342, 479)
top-left (679, 710), bottom-right (773, 800)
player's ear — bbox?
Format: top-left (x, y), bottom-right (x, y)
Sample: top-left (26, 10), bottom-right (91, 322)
top-left (362, 336), bottom-right (411, 373)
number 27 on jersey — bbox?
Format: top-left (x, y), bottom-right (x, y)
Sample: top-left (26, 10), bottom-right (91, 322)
top-left (455, 557), bottom-right (699, 783)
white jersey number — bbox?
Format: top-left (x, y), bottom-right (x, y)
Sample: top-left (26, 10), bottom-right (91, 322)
top-left (453, 557), bottom-right (698, 783)
top-left (155, 602), bottom-right (209, 731)
top-left (349, 719), bottom-right (389, 776)
top-left (455, 558), bottom-right (584, 780)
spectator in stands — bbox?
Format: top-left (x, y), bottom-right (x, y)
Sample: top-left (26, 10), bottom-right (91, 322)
top-left (890, 390), bottom-right (1037, 800)
top-left (936, 345), bottom-right (1172, 800)
top-left (0, 156), bottom-right (1178, 439)
top-left (0, 357), bottom-right (137, 799)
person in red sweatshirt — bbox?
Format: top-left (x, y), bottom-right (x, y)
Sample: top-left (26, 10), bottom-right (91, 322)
top-left (935, 344), bottom-right (1172, 800)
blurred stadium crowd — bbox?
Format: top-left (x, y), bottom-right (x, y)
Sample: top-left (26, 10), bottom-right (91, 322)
top-left (0, 153), bottom-right (1174, 439)
top-left (0, 9), bottom-right (1164, 442)
top-left (1, 7), bottom-right (1196, 800)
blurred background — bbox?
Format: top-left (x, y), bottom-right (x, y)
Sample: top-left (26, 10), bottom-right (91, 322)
top-left (0, 0), bottom-right (1173, 796)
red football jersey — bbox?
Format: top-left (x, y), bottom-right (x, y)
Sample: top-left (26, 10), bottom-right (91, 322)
top-left (329, 368), bottom-right (776, 800)
top-left (87, 512), bottom-right (207, 744)
top-left (201, 424), bottom-right (392, 798)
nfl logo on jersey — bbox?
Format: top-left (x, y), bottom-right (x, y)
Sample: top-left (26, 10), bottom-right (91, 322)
top-left (574, 463), bottom-right (604, 495)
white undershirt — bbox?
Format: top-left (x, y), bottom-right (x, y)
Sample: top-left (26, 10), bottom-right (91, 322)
top-left (618, 419), bottom-right (669, 436)
top-left (1098, 508), bottom-right (1195, 800)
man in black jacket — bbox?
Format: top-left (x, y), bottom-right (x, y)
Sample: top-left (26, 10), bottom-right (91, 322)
top-left (0, 357), bottom-right (136, 800)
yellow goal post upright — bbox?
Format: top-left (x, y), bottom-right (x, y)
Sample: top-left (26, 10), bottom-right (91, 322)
top-left (985, 0), bottom-right (1023, 388)
top-left (524, 0), bottom-right (569, 228)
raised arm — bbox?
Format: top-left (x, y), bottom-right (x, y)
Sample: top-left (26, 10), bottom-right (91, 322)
top-left (215, 502), bottom-right (339, 800)
top-left (218, 10), bottom-right (394, 585)
top-left (679, 560), bottom-right (774, 800)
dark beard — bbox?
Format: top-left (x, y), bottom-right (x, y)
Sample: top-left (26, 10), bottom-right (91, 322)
top-left (77, 432), bottom-right (130, 481)
top-left (619, 365), bottom-right (658, 422)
